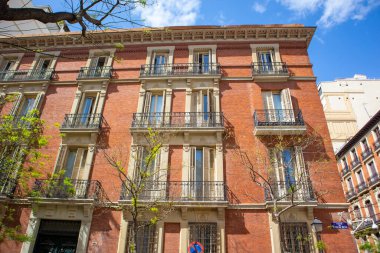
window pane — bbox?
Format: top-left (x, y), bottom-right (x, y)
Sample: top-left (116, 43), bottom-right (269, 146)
top-left (281, 223), bottom-right (311, 253)
top-left (189, 223), bottom-right (217, 253)
top-left (127, 223), bottom-right (155, 253)
top-left (273, 94), bottom-right (282, 110)
top-left (65, 150), bottom-right (77, 178)
top-left (19, 97), bottom-right (36, 116)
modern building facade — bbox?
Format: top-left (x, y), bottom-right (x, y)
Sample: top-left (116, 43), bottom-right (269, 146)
top-left (0, 0), bottom-right (67, 36)
top-left (336, 109), bottom-right (380, 249)
top-left (0, 25), bottom-right (356, 253)
top-left (318, 75), bottom-right (380, 152)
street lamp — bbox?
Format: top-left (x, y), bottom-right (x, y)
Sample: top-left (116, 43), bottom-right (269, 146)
top-left (311, 218), bottom-right (323, 233)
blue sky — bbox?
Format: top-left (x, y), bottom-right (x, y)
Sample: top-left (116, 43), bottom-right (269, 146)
top-left (33, 0), bottom-right (380, 82)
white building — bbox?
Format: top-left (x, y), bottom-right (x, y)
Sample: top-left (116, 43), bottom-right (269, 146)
top-left (318, 74), bottom-right (380, 152)
top-left (0, 0), bottom-right (67, 36)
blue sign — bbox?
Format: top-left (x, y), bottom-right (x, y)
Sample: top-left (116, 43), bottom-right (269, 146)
top-left (188, 241), bottom-right (204, 253)
top-left (331, 222), bottom-right (348, 229)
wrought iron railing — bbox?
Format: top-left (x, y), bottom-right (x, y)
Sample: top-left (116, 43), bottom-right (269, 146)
top-left (32, 179), bottom-right (103, 200)
top-left (355, 181), bottom-right (368, 194)
top-left (61, 113), bottom-right (105, 130)
top-left (0, 174), bottom-right (17, 197)
top-left (353, 213), bottom-right (380, 231)
top-left (340, 165), bottom-right (351, 178)
top-left (361, 147), bottom-right (373, 161)
top-left (368, 174), bottom-right (380, 187)
top-left (345, 189), bottom-right (357, 201)
top-left (77, 66), bottom-right (113, 79)
top-left (350, 158), bottom-right (361, 169)
top-left (131, 112), bottom-right (224, 129)
top-left (120, 181), bottom-right (226, 202)
top-left (264, 180), bottom-right (315, 202)
top-left (254, 109), bottom-right (304, 127)
top-left (0, 68), bottom-right (54, 81)
top-left (140, 63), bottom-right (221, 77)
top-left (252, 62), bottom-right (289, 75)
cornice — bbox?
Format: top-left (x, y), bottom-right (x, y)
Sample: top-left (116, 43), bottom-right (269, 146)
top-left (0, 25), bottom-right (316, 51)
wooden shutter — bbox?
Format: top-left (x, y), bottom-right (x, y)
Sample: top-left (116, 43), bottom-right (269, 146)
top-left (10, 93), bottom-right (22, 115)
top-left (294, 146), bottom-right (306, 178)
top-left (90, 57), bottom-right (99, 69)
top-left (280, 88), bottom-right (294, 121)
top-left (71, 148), bottom-right (85, 180)
top-left (269, 148), bottom-right (280, 181)
top-left (262, 91), bottom-right (274, 110)
top-left (203, 147), bottom-right (210, 182)
top-left (154, 149), bottom-right (161, 181)
top-left (161, 90), bottom-right (166, 113)
top-left (92, 92), bottom-right (100, 114)
top-left (54, 145), bottom-right (68, 172)
top-left (134, 146), bottom-right (144, 179)
top-left (191, 91), bottom-right (197, 112)
top-left (32, 93), bottom-right (44, 112)
top-left (189, 147), bottom-right (196, 181)
top-left (143, 92), bottom-right (152, 114)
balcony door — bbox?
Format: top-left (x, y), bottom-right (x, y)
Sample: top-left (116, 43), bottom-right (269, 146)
top-left (257, 50), bottom-right (274, 72)
top-left (152, 54), bottom-right (167, 75)
top-left (143, 91), bottom-right (165, 127)
top-left (89, 56), bottom-right (108, 77)
top-left (191, 90), bottom-right (214, 127)
top-left (35, 58), bottom-right (52, 79)
top-left (189, 147), bottom-right (215, 200)
top-left (194, 51), bottom-right (211, 74)
top-left (262, 88), bottom-right (294, 123)
top-left (17, 97), bottom-right (36, 116)
top-left (76, 93), bottom-right (100, 127)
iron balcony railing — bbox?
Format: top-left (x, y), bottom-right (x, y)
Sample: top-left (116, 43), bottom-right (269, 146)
top-left (350, 158), bottom-right (361, 169)
top-left (340, 165), bottom-right (351, 178)
top-left (355, 181), bottom-right (368, 194)
top-left (252, 62), bottom-right (289, 76)
top-left (368, 174), bottom-right (380, 188)
top-left (0, 68), bottom-right (54, 82)
top-left (353, 213), bottom-right (380, 231)
top-left (120, 181), bottom-right (226, 202)
top-left (140, 63), bottom-right (221, 77)
top-left (264, 180), bottom-right (315, 202)
top-left (0, 174), bottom-right (17, 197)
top-left (345, 189), bottom-right (357, 201)
top-left (32, 179), bottom-right (103, 201)
top-left (361, 147), bottom-right (373, 161)
top-left (254, 109), bottom-right (305, 127)
top-left (77, 66), bottom-right (113, 79)
top-left (131, 112), bottom-right (224, 129)
top-left (61, 113), bottom-right (105, 130)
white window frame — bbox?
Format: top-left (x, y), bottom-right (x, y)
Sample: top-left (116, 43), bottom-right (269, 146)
top-left (146, 46), bottom-right (175, 66)
top-left (85, 48), bottom-right (116, 68)
top-left (366, 159), bottom-right (378, 177)
top-left (250, 44), bottom-right (281, 64)
top-left (188, 45), bottom-right (217, 65)
top-left (30, 51), bottom-right (60, 72)
top-left (0, 53), bottom-right (24, 72)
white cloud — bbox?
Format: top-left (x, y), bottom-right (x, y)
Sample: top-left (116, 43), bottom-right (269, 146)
top-left (276, 0), bottom-right (323, 14)
top-left (253, 2), bottom-right (268, 13)
top-left (317, 0), bottom-right (380, 28)
top-left (135, 0), bottom-right (200, 27)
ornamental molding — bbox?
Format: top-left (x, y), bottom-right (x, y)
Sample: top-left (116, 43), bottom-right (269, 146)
top-left (0, 26), bottom-right (315, 51)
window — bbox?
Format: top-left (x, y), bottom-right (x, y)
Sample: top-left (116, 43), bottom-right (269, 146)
top-left (189, 223), bottom-right (217, 253)
top-left (271, 148), bottom-right (297, 186)
top-left (75, 93), bottom-right (100, 125)
top-left (152, 53), bottom-right (167, 74)
top-left (262, 89), bottom-right (294, 122)
top-left (33, 220), bottom-right (81, 253)
top-left (356, 170), bottom-right (364, 185)
top-left (88, 55), bottom-right (110, 77)
top-left (257, 50), bottom-right (274, 72)
top-left (187, 147), bottom-right (216, 200)
top-left (365, 200), bottom-right (375, 219)
top-left (347, 177), bottom-right (354, 190)
top-left (0, 59), bottom-right (16, 72)
top-left (127, 223), bottom-right (156, 253)
top-left (342, 157), bottom-right (348, 169)
top-left (17, 96), bottom-right (36, 116)
top-left (141, 91), bottom-right (165, 126)
top-left (9, 93), bottom-right (44, 117)
top-left (354, 205), bottom-right (362, 219)
top-left (280, 222), bottom-right (311, 253)
top-left (367, 161), bottom-right (378, 177)
top-left (191, 90), bottom-right (215, 126)
top-left (351, 149), bottom-right (359, 162)
top-left (361, 139), bottom-right (370, 152)
top-left (55, 146), bottom-right (88, 180)
top-left (373, 126), bottom-right (380, 141)
top-left (193, 50), bottom-right (211, 73)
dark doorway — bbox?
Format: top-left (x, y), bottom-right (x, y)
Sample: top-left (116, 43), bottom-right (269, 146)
top-left (33, 220), bottom-right (81, 253)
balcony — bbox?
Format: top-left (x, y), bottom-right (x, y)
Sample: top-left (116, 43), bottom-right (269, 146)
top-left (353, 214), bottom-right (380, 231)
top-left (60, 113), bottom-right (106, 132)
top-left (350, 158), bottom-right (361, 169)
top-left (251, 62), bottom-right (289, 82)
top-left (139, 63), bottom-right (221, 79)
top-left (340, 165), bottom-right (351, 178)
top-left (77, 66), bottom-right (113, 79)
top-left (0, 174), bottom-right (17, 198)
top-left (361, 147), bottom-right (373, 162)
top-left (253, 109), bottom-right (306, 135)
top-left (345, 189), bottom-right (357, 201)
top-left (120, 181), bottom-right (227, 204)
top-left (32, 179), bottom-right (104, 202)
top-left (130, 112), bottom-right (224, 132)
top-left (0, 68), bottom-right (54, 82)
top-left (355, 181), bottom-right (368, 195)
top-left (264, 180), bottom-right (315, 202)
top-left (368, 174), bottom-right (380, 188)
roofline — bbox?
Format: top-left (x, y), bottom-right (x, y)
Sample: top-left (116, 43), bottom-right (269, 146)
top-left (336, 109), bottom-right (380, 158)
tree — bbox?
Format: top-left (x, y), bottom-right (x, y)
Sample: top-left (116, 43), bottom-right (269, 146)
top-left (100, 129), bottom-right (174, 253)
top-left (225, 128), bottom-right (331, 252)
top-left (0, 0), bottom-right (149, 36)
top-left (0, 95), bottom-right (48, 242)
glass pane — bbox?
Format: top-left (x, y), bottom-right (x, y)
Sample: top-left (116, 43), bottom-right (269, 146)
top-left (203, 94), bottom-right (209, 120)
top-left (82, 97), bottom-right (94, 115)
top-left (64, 150), bottom-right (77, 178)
top-left (283, 149), bottom-right (296, 187)
top-left (19, 97), bottom-right (36, 116)
top-left (156, 95), bottom-right (163, 113)
top-left (195, 149), bottom-right (203, 181)
top-left (273, 94), bottom-right (282, 110)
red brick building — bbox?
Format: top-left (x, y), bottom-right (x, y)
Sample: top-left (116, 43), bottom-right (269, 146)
top-left (336, 109), bottom-right (380, 249)
top-left (0, 25), bottom-right (356, 253)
